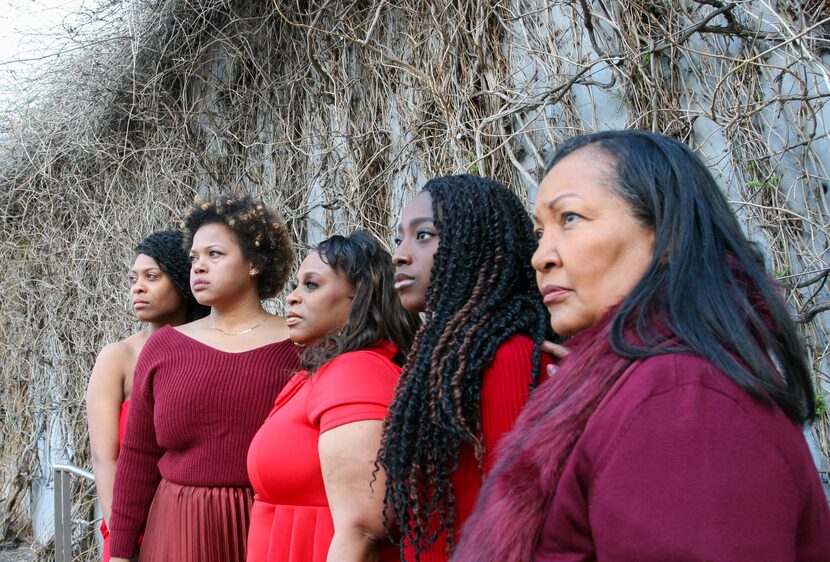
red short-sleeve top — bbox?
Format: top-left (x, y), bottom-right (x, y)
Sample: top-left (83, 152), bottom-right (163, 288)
top-left (246, 341), bottom-right (401, 562)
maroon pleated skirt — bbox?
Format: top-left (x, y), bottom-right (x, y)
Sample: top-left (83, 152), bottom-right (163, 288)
top-left (138, 479), bottom-right (254, 562)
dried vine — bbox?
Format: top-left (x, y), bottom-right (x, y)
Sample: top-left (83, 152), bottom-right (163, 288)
top-left (0, 0), bottom-right (827, 558)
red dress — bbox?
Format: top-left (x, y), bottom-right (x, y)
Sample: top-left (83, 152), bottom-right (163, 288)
top-left (100, 400), bottom-right (130, 562)
top-left (406, 334), bottom-right (552, 562)
top-left (246, 341), bottom-right (401, 562)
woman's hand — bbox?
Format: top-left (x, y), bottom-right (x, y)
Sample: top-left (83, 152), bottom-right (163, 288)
top-left (542, 340), bottom-right (569, 377)
top-left (319, 420), bottom-right (388, 562)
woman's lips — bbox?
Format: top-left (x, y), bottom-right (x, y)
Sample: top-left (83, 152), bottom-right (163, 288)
top-left (541, 285), bottom-right (571, 305)
top-left (285, 312), bottom-right (302, 326)
top-left (132, 300), bottom-right (149, 310)
top-left (394, 273), bottom-right (416, 291)
top-left (192, 279), bottom-right (209, 291)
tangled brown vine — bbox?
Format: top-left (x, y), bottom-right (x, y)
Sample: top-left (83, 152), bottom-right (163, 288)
top-left (1, 0), bottom-right (828, 558)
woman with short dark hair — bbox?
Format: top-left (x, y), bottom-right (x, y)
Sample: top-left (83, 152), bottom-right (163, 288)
top-left (109, 195), bottom-right (300, 562)
top-left (453, 130), bottom-right (830, 561)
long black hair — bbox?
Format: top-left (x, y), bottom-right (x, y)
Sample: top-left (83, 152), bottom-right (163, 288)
top-left (377, 175), bottom-right (550, 559)
top-left (547, 130), bottom-right (814, 424)
top-left (135, 230), bottom-right (209, 322)
top-left (301, 230), bottom-right (421, 373)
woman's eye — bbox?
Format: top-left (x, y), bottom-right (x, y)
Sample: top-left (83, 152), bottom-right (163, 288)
top-left (562, 212), bottom-right (580, 225)
top-left (533, 229), bottom-right (543, 240)
top-left (392, 236), bottom-right (403, 247)
top-left (128, 276), bottom-right (137, 284)
top-left (189, 255), bottom-right (198, 263)
top-left (288, 281), bottom-right (298, 291)
top-left (209, 250), bottom-right (221, 257)
top-left (416, 229), bottom-right (434, 241)
top-left (304, 281), bottom-right (319, 290)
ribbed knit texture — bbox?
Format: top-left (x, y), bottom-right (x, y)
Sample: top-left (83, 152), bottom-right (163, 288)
top-left (109, 326), bottom-right (300, 558)
top-left (409, 335), bottom-right (552, 562)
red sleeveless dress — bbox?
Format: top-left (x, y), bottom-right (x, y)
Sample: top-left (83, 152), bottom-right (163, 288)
top-left (100, 400), bottom-right (131, 562)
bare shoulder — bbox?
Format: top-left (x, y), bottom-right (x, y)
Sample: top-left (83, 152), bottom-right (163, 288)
top-left (87, 337), bottom-right (136, 400)
top-left (94, 339), bottom-right (133, 370)
top-left (122, 331), bottom-right (150, 359)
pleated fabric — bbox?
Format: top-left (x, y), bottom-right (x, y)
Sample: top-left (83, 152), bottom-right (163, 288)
top-left (138, 479), bottom-right (254, 562)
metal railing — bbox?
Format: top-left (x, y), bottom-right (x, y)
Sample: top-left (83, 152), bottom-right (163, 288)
top-left (52, 463), bottom-right (95, 562)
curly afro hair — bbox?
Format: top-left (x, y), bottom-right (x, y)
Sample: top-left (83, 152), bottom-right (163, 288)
top-left (182, 194), bottom-right (293, 299)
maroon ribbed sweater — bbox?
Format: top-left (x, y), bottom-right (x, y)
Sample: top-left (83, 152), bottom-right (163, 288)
top-left (108, 326), bottom-right (300, 558)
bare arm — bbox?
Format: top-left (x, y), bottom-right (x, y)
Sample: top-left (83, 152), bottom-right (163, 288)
top-left (85, 343), bottom-right (126, 526)
top-left (319, 420), bottom-right (388, 562)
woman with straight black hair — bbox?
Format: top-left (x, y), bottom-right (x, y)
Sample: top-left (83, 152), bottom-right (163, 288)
top-left (453, 130), bottom-right (829, 561)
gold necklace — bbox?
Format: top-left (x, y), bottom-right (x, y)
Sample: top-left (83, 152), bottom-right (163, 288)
top-left (211, 318), bottom-right (267, 336)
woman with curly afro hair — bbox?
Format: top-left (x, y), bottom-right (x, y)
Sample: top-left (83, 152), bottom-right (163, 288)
top-left (109, 195), bottom-right (301, 562)
top-left (87, 230), bottom-right (209, 562)
top-left (378, 175), bottom-right (558, 561)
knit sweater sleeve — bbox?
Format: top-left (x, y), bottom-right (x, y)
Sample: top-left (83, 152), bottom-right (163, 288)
top-left (108, 334), bottom-right (165, 558)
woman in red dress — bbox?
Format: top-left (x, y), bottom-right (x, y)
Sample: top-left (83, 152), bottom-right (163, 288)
top-left (378, 175), bottom-right (556, 561)
top-left (108, 196), bottom-right (301, 562)
top-left (86, 230), bottom-right (208, 561)
top-left (246, 231), bottom-right (420, 562)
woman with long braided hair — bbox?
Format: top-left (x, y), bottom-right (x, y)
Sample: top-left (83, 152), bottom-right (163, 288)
top-left (378, 174), bottom-right (554, 561)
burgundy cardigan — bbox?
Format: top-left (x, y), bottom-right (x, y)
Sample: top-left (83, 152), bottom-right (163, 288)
top-left (532, 353), bottom-right (830, 561)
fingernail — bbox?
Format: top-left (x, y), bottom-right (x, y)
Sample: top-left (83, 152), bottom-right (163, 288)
top-left (547, 364), bottom-right (558, 377)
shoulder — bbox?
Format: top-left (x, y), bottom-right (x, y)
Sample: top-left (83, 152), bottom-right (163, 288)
top-left (130, 327), bottom-right (193, 374)
top-left (95, 338), bottom-right (134, 366)
top-left (606, 353), bottom-right (765, 413)
top-left (587, 353), bottom-right (814, 490)
top-left (318, 347), bottom-right (401, 382)
top-left (88, 340), bottom-right (132, 394)
top-left (488, 334), bottom-right (537, 369)
top-left (595, 353), bottom-right (754, 425)
top-left (306, 346), bottom-right (402, 424)
top-left (483, 334), bottom-right (538, 384)
top-left (308, 347), bottom-right (401, 400)
top-left (477, 335), bottom-right (538, 415)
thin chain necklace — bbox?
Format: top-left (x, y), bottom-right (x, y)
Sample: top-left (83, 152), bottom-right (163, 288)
top-left (211, 318), bottom-right (267, 336)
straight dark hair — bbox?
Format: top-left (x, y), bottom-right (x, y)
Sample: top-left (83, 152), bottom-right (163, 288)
top-left (547, 130), bottom-right (814, 424)
top-left (301, 230), bottom-right (421, 373)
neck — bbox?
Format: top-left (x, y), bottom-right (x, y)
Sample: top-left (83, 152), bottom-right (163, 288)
top-left (147, 307), bottom-right (189, 335)
top-left (209, 291), bottom-right (266, 331)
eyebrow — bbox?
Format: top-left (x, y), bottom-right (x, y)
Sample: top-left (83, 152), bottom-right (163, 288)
top-left (547, 192), bottom-right (582, 209)
top-left (190, 243), bottom-right (224, 253)
top-left (533, 192), bottom-right (583, 223)
top-left (396, 216), bottom-right (435, 232)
